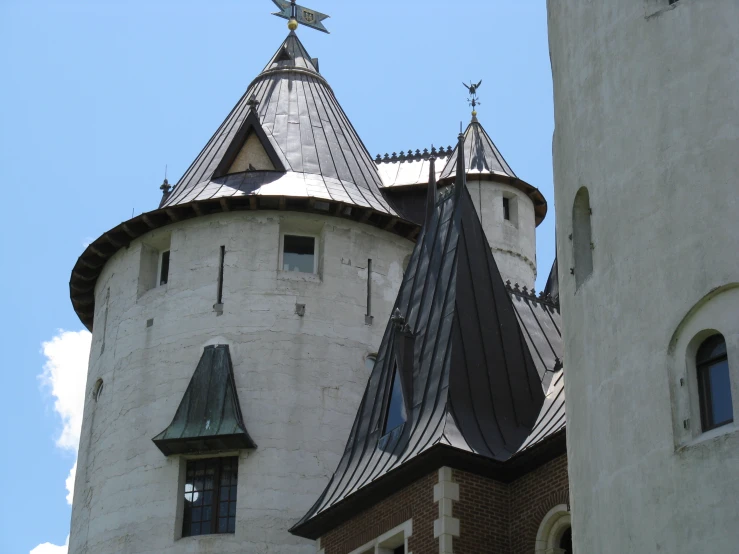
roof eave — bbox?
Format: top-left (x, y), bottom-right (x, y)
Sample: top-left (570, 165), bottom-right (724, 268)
top-left (69, 197), bottom-right (420, 330)
top-left (289, 433), bottom-right (567, 540)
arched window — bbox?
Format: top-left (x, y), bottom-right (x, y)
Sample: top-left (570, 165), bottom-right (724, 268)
top-left (697, 334), bottom-right (733, 431)
top-left (572, 187), bottom-right (593, 289)
top-left (535, 504), bottom-right (571, 554)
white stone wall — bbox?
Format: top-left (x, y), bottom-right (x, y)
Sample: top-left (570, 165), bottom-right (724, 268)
top-left (69, 211), bottom-right (413, 554)
top-left (465, 178), bottom-right (537, 288)
top-left (548, 0), bottom-right (739, 552)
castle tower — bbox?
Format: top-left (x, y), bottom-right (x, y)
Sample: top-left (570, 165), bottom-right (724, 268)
top-left (378, 114), bottom-right (548, 289)
top-left (547, 1), bottom-right (739, 552)
top-left (68, 30), bottom-right (417, 553)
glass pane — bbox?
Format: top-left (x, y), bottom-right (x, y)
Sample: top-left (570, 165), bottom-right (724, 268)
top-left (191, 523), bottom-right (201, 536)
top-left (229, 502), bottom-right (237, 516)
top-left (203, 506), bottom-right (212, 522)
top-left (219, 502), bottom-right (229, 516)
top-left (384, 366), bottom-right (406, 433)
top-left (283, 235), bottom-right (315, 273)
top-left (710, 360), bottom-right (733, 426)
top-left (203, 491), bottom-right (213, 506)
top-left (220, 487), bottom-right (230, 501)
top-left (218, 518), bottom-right (228, 533)
top-left (192, 508), bottom-right (202, 522)
top-left (697, 335), bottom-right (727, 364)
top-left (228, 517), bottom-right (236, 533)
top-left (201, 521), bottom-right (211, 534)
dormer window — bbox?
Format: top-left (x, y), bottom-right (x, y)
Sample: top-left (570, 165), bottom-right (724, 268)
top-left (383, 363), bottom-right (407, 435)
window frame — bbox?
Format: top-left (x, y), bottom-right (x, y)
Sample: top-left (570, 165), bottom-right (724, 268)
top-left (279, 232), bottom-right (318, 275)
top-left (344, 518), bottom-right (412, 554)
top-left (180, 456), bottom-right (239, 538)
top-left (697, 335), bottom-right (733, 432)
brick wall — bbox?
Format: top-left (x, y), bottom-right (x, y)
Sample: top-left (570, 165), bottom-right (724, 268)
top-left (453, 470), bottom-right (510, 553)
top-left (318, 453), bottom-right (569, 554)
top-left (509, 455), bottom-right (570, 554)
top-left (319, 472), bottom-right (437, 554)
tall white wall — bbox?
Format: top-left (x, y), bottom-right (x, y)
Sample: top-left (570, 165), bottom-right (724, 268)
top-left (548, 1), bottom-right (739, 552)
top-left (466, 178), bottom-right (538, 288)
top-left (69, 211), bottom-right (413, 554)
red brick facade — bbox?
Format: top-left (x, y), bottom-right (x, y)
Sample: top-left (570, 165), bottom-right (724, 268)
top-left (318, 453), bottom-right (569, 554)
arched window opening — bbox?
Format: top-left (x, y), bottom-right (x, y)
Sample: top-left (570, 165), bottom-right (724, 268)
top-left (92, 379), bottom-right (104, 402)
top-left (697, 334), bottom-right (733, 431)
top-left (572, 187), bottom-right (593, 289)
top-left (535, 504), bottom-right (571, 554)
top-left (559, 527), bottom-right (573, 554)
top-left (383, 363), bottom-right (407, 435)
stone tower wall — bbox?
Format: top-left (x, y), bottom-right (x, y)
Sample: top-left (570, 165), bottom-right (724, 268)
top-left (465, 178), bottom-right (537, 288)
top-left (69, 211), bottom-right (413, 554)
top-left (547, 0), bottom-right (739, 552)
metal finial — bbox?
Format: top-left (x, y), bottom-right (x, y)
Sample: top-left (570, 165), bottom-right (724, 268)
top-left (463, 80), bottom-right (482, 118)
top-left (160, 165), bottom-right (171, 196)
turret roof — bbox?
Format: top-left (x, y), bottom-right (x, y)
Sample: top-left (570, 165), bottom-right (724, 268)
top-left (291, 135), bottom-right (562, 540)
top-left (439, 118), bottom-right (548, 225)
top-left (161, 32), bottom-right (395, 214)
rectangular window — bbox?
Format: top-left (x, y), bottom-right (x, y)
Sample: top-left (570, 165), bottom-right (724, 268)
top-left (282, 235), bottom-right (316, 273)
top-left (503, 197), bottom-right (511, 220)
top-left (182, 457), bottom-right (238, 537)
top-left (159, 250), bottom-right (170, 286)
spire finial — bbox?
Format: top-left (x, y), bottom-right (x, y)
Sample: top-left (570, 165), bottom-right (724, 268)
top-left (160, 165), bottom-right (171, 197)
top-left (463, 80), bottom-right (482, 120)
top-left (272, 0), bottom-right (331, 34)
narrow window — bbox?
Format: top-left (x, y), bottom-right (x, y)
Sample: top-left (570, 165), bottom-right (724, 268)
top-left (217, 246), bottom-right (225, 305)
top-left (159, 250), bottom-right (171, 286)
top-left (365, 259), bottom-right (373, 325)
top-left (503, 197), bottom-right (511, 220)
top-left (572, 187), bottom-right (593, 288)
top-left (697, 334), bottom-right (733, 431)
top-left (282, 235), bottom-right (316, 273)
top-left (383, 364), bottom-right (407, 434)
top-left (182, 457), bottom-right (238, 537)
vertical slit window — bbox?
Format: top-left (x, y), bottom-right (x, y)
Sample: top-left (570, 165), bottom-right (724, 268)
top-left (282, 235), bottom-right (316, 273)
top-left (217, 246), bottom-right (225, 304)
top-left (697, 334), bottom-right (733, 431)
top-left (383, 363), bottom-right (407, 435)
top-left (182, 457), bottom-right (238, 537)
top-left (160, 250), bottom-right (170, 286)
top-left (503, 197), bottom-right (511, 220)
top-left (572, 187), bottom-right (593, 288)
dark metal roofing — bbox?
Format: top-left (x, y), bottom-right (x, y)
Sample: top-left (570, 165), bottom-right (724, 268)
top-left (439, 118), bottom-right (548, 226)
top-left (161, 32), bottom-right (395, 215)
top-left (291, 135), bottom-right (561, 540)
top-left (152, 345), bottom-right (256, 456)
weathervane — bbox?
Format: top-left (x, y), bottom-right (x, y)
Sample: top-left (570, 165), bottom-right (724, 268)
top-left (463, 80), bottom-right (482, 117)
top-left (272, 0), bottom-right (330, 34)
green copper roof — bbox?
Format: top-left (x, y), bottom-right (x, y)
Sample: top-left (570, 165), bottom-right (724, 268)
top-left (153, 345), bottom-right (256, 456)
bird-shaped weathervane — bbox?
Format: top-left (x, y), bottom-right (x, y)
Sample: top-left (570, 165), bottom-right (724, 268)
top-left (464, 80), bottom-right (482, 116)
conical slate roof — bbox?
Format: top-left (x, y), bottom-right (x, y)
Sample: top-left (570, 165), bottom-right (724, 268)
top-left (439, 118), bottom-right (548, 225)
top-left (161, 32), bottom-right (395, 214)
top-left (291, 137), bottom-right (549, 540)
top-left (69, 32), bottom-right (417, 331)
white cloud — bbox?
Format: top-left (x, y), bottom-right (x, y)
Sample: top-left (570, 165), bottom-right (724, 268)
top-left (34, 330), bottom-right (91, 554)
top-left (30, 536), bottom-right (69, 554)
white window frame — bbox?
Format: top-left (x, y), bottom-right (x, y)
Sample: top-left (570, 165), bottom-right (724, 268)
top-left (279, 232), bottom-right (318, 275)
top-left (344, 518), bottom-right (413, 554)
top-left (535, 504), bottom-right (571, 554)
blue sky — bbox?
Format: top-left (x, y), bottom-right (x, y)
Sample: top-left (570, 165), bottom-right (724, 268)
top-left (0, 1), bottom-right (554, 552)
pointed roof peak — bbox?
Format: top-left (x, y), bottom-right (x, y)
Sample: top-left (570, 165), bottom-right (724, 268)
top-left (439, 115), bottom-right (548, 225)
top-left (261, 31), bottom-right (320, 76)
